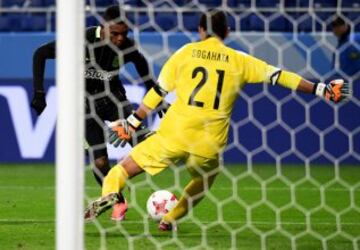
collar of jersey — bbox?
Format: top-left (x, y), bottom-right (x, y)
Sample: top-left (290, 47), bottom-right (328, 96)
top-left (204, 36), bottom-right (222, 44)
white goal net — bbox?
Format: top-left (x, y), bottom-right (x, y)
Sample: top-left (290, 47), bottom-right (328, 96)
top-left (83, 1), bottom-right (360, 249)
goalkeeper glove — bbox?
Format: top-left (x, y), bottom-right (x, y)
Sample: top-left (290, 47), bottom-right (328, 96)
top-left (313, 79), bottom-right (350, 103)
top-left (157, 101), bottom-right (170, 118)
top-left (31, 91), bottom-right (47, 115)
top-left (107, 114), bottom-right (142, 147)
top-left (107, 125), bottom-right (126, 148)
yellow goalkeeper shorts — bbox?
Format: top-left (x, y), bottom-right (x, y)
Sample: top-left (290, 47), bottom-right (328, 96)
top-left (129, 133), bottom-right (219, 176)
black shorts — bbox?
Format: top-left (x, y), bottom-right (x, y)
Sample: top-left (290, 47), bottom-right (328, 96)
top-left (85, 91), bottom-right (149, 160)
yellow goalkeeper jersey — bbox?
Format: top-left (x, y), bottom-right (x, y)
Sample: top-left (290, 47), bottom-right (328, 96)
top-left (156, 37), bottom-right (276, 158)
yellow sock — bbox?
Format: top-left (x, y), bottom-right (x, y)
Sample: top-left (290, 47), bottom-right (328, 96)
top-left (163, 176), bottom-right (216, 223)
top-left (102, 164), bottom-right (128, 197)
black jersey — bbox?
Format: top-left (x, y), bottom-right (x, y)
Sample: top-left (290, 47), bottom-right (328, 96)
top-left (33, 26), bottom-right (155, 97)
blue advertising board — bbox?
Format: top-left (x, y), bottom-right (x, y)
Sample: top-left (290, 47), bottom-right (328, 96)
top-left (0, 32), bottom-right (359, 164)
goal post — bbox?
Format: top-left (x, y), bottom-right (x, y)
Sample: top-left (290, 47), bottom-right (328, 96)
top-left (56, 0), bottom-right (85, 249)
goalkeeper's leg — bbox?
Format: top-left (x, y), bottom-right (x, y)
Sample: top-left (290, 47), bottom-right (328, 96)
top-left (102, 155), bottom-right (144, 196)
top-left (90, 155), bottom-right (130, 221)
top-left (85, 133), bottom-right (182, 221)
top-left (162, 173), bottom-right (217, 225)
top-left (162, 155), bottom-right (219, 228)
top-left (86, 122), bottom-right (129, 221)
top-left (84, 156), bottom-right (144, 221)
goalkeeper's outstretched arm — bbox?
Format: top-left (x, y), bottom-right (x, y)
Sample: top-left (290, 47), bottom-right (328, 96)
top-left (271, 69), bottom-right (350, 103)
top-left (243, 54), bottom-right (350, 103)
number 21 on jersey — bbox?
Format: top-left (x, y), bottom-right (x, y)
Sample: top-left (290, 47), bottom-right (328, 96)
top-left (188, 66), bottom-right (225, 110)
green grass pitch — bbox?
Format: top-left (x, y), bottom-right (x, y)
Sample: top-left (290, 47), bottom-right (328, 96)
top-left (0, 164), bottom-right (359, 249)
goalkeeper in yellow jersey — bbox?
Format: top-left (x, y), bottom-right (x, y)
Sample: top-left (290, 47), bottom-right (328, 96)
top-left (84, 9), bottom-right (350, 230)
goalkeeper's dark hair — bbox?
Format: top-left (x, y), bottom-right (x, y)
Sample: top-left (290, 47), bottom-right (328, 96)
top-left (199, 9), bottom-right (228, 40)
top-left (103, 5), bottom-right (124, 24)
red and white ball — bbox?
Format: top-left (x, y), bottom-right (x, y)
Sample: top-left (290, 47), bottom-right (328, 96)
top-left (146, 190), bottom-right (178, 221)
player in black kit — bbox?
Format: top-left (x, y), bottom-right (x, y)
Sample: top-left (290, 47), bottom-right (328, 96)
top-left (31, 5), bottom-right (169, 221)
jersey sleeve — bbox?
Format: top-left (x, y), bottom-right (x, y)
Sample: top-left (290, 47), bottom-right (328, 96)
top-left (239, 52), bottom-right (280, 85)
top-left (33, 41), bottom-right (56, 92)
top-left (157, 45), bottom-right (186, 92)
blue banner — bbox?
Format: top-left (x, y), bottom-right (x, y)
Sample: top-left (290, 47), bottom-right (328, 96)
top-left (0, 32), bottom-right (359, 164)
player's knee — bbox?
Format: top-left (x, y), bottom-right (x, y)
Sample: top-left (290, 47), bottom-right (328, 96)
top-left (120, 155), bottom-right (144, 178)
top-left (94, 157), bottom-right (110, 174)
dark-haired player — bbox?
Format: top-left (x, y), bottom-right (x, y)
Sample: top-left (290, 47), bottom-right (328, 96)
top-left (84, 10), bottom-right (350, 230)
top-left (31, 5), bottom-right (169, 221)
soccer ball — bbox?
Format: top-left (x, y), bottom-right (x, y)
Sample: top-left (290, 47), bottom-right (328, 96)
top-left (146, 190), bottom-right (178, 221)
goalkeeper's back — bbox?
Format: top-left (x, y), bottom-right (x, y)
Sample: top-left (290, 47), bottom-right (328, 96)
top-left (156, 10), bottom-right (275, 158)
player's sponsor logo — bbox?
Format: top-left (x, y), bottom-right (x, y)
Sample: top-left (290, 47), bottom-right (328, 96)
top-left (84, 68), bottom-right (116, 81)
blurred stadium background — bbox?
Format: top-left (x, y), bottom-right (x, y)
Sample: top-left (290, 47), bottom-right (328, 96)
top-left (0, 0), bottom-right (359, 249)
